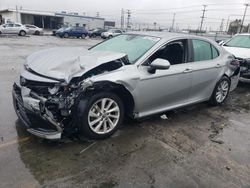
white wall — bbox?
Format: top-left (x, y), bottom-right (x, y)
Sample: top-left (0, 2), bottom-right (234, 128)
top-left (63, 15), bottom-right (104, 30)
top-left (1, 11), bottom-right (21, 23)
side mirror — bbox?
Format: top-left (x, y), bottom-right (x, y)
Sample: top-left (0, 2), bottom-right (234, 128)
top-left (148, 58), bottom-right (171, 74)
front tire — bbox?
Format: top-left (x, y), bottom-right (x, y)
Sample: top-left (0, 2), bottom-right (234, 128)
top-left (19, 30), bottom-right (26, 36)
top-left (63, 33), bottom-right (69, 38)
top-left (209, 76), bottom-right (230, 105)
top-left (77, 92), bottom-right (124, 139)
top-left (81, 34), bottom-right (86, 39)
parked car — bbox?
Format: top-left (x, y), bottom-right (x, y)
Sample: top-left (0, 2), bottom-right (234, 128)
top-left (25, 24), bottom-right (43, 35)
top-left (89, 28), bottom-right (107, 38)
top-left (12, 32), bottom-right (240, 140)
top-left (52, 26), bottom-right (67, 36)
top-left (221, 33), bottom-right (250, 82)
top-left (0, 23), bottom-right (28, 36)
top-left (101, 29), bottom-right (123, 39)
top-left (56, 26), bottom-right (88, 38)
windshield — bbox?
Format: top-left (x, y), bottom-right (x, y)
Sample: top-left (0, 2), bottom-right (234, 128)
top-left (224, 35), bottom-right (250, 48)
top-left (91, 34), bottom-right (160, 63)
top-left (65, 27), bottom-right (73, 31)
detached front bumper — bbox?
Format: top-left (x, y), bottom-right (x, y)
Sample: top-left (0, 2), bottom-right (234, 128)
top-left (12, 83), bottom-right (63, 140)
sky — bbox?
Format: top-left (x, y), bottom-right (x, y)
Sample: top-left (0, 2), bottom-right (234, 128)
top-left (0, 0), bottom-right (250, 30)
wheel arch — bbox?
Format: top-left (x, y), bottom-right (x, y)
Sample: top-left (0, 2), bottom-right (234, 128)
top-left (222, 73), bottom-right (231, 86)
top-left (86, 81), bottom-right (135, 118)
top-left (19, 30), bottom-right (26, 34)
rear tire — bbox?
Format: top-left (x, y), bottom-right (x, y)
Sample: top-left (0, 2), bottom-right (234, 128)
top-left (63, 33), bottom-right (69, 38)
top-left (76, 92), bottom-right (124, 139)
top-left (34, 31), bottom-right (40, 35)
top-left (209, 76), bottom-right (230, 106)
top-left (19, 30), bottom-right (26, 36)
top-left (81, 34), bottom-right (86, 39)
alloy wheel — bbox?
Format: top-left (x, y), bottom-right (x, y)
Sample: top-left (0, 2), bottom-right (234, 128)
top-left (88, 98), bottom-right (120, 134)
top-left (215, 80), bottom-right (229, 103)
top-left (20, 31), bottom-right (26, 36)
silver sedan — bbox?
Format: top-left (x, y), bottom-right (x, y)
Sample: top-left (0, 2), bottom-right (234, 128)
top-left (12, 32), bottom-right (240, 140)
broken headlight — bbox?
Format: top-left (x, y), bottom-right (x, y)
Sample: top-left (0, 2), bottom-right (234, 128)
top-left (48, 85), bottom-right (61, 95)
top-left (20, 76), bottom-right (27, 86)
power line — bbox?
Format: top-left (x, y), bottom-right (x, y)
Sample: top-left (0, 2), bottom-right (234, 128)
top-left (134, 3), bottom-right (244, 12)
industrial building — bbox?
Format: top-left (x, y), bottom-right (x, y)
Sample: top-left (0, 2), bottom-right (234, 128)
top-left (55, 12), bottom-right (105, 30)
top-left (0, 9), bottom-right (106, 30)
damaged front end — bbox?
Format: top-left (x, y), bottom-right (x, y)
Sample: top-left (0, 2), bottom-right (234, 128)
top-left (12, 49), bottom-right (128, 140)
top-left (13, 77), bottom-right (94, 140)
top-left (238, 58), bottom-right (250, 82)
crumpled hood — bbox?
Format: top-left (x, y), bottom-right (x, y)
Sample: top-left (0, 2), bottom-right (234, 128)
top-left (223, 46), bottom-right (250, 59)
top-left (25, 47), bottom-right (126, 83)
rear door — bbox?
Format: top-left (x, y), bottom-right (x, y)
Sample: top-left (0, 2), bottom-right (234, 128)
top-left (13, 24), bottom-right (22, 34)
top-left (26, 25), bottom-right (35, 34)
top-left (74, 27), bottom-right (83, 37)
top-left (114, 29), bottom-right (122, 36)
top-left (188, 39), bottom-right (223, 102)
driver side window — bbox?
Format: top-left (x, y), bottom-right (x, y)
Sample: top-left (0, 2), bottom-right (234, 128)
top-left (146, 39), bottom-right (187, 66)
top-left (6, 24), bottom-right (14, 27)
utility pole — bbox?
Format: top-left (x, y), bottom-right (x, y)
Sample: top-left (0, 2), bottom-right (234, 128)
top-left (121, 9), bottom-right (125, 29)
top-left (154, 22), bottom-right (157, 30)
top-left (127, 10), bottom-right (131, 29)
top-left (199, 5), bottom-right (207, 32)
top-left (219, 19), bottom-right (224, 34)
top-left (171, 13), bottom-right (175, 32)
top-left (240, 3), bottom-right (249, 33)
top-left (16, 5), bottom-right (19, 22)
top-left (96, 12), bottom-right (99, 18)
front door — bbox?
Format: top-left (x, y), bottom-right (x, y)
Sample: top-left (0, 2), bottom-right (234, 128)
top-left (2, 24), bottom-right (14, 34)
top-left (135, 39), bottom-right (193, 117)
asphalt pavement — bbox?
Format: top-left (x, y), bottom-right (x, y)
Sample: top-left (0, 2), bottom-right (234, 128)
top-left (0, 35), bottom-right (249, 188)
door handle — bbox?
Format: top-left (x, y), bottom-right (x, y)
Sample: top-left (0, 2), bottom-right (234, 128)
top-left (183, 68), bottom-right (193, 73)
top-left (215, 64), bottom-right (222, 68)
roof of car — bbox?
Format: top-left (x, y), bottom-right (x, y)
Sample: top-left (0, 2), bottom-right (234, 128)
top-left (127, 31), bottom-right (213, 42)
top-left (235, 33), bottom-right (250, 36)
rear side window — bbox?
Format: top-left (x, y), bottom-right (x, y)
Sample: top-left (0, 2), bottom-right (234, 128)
top-left (192, 40), bottom-right (219, 62)
top-left (192, 40), bottom-right (212, 61)
top-left (212, 46), bottom-right (219, 59)
top-left (7, 24), bottom-right (14, 27)
top-left (26, 25), bottom-right (36, 28)
top-left (115, 30), bottom-right (122, 33)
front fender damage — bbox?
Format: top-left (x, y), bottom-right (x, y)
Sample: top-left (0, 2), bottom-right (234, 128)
top-left (19, 55), bottom-right (135, 139)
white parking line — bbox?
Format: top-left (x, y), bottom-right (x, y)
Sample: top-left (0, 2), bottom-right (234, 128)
top-left (0, 137), bottom-right (30, 149)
